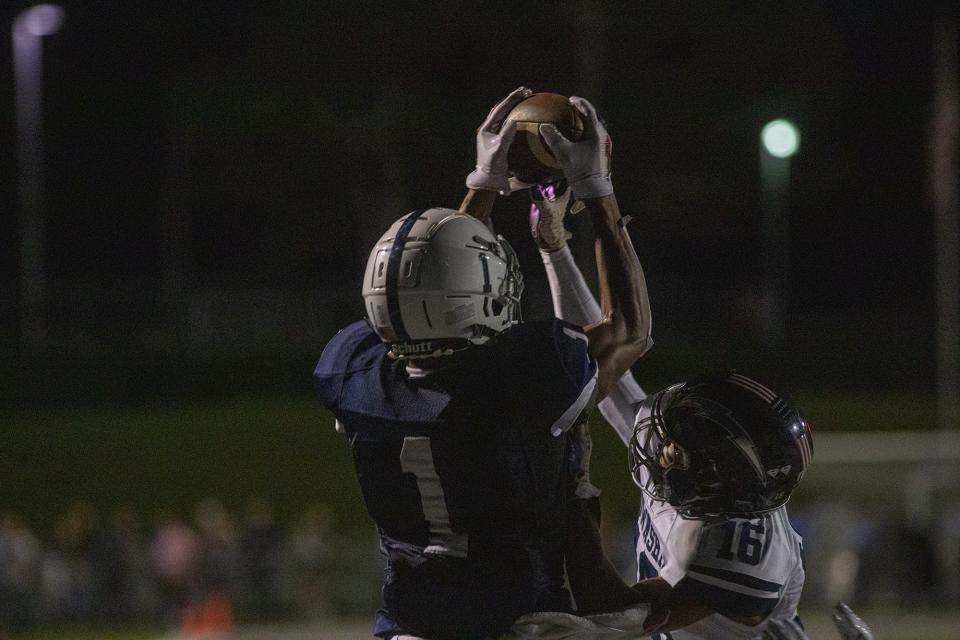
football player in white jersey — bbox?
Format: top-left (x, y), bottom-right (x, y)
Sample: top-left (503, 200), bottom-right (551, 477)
top-left (509, 178), bottom-right (813, 639)
top-left (623, 370), bottom-right (811, 639)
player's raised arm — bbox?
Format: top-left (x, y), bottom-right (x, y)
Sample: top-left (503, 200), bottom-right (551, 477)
top-left (530, 182), bottom-right (647, 445)
top-left (541, 97), bottom-right (652, 401)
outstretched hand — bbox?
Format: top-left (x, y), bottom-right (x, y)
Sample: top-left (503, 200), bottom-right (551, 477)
top-left (761, 604), bottom-right (874, 640)
top-left (539, 97), bottom-right (613, 199)
top-left (832, 603), bottom-right (874, 640)
top-left (466, 86), bottom-right (532, 194)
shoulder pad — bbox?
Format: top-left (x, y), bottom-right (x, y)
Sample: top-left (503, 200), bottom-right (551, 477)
top-left (313, 320), bottom-right (451, 422)
top-left (490, 319), bottom-right (597, 435)
top-left (506, 319), bottom-right (594, 384)
top-left (551, 319), bottom-right (594, 390)
top-left (313, 321), bottom-right (383, 406)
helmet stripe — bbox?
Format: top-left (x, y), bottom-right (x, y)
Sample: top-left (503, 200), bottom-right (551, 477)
top-left (386, 209), bottom-right (426, 342)
top-left (478, 253), bottom-right (492, 293)
top-left (729, 373), bottom-right (777, 404)
top-left (798, 429), bottom-right (813, 468)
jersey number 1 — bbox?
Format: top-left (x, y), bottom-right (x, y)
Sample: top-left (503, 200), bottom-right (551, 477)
top-left (399, 436), bottom-right (468, 558)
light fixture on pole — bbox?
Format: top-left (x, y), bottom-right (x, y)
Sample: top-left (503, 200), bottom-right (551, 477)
top-left (12, 4), bottom-right (66, 350)
top-left (762, 119), bottom-right (800, 159)
top-left (931, 15), bottom-right (959, 433)
top-left (759, 118), bottom-right (799, 340)
top-left (760, 119), bottom-right (800, 342)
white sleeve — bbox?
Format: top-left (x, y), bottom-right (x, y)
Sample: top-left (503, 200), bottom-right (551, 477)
top-left (541, 246), bottom-right (602, 328)
top-left (541, 246), bottom-right (646, 446)
top-left (598, 373), bottom-right (646, 446)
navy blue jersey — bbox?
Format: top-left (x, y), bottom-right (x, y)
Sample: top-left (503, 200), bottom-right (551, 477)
top-left (314, 319), bottom-right (597, 640)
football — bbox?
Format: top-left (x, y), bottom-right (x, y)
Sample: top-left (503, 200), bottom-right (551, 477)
top-left (506, 92), bottom-right (585, 184)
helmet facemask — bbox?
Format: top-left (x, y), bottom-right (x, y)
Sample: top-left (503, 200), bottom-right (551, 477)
top-left (630, 383), bottom-right (778, 520)
top-left (494, 234), bottom-right (524, 326)
top-left (630, 385), bottom-right (688, 504)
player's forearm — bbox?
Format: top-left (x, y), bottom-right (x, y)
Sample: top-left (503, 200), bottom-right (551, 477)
top-left (459, 188), bottom-right (497, 224)
top-left (583, 194), bottom-right (652, 398)
top-left (565, 497), bottom-right (645, 614)
top-left (631, 578), bottom-right (712, 632)
top-left (585, 194), bottom-right (649, 343)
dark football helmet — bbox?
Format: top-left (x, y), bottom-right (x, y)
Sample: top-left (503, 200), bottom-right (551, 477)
top-left (629, 370), bottom-right (813, 519)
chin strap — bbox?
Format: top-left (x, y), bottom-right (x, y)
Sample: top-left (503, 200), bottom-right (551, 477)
top-left (388, 337), bottom-right (473, 360)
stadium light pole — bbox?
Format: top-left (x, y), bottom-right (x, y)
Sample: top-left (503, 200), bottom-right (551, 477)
top-left (12, 3), bottom-right (65, 350)
top-left (931, 15), bottom-right (959, 432)
top-left (759, 119), bottom-right (800, 341)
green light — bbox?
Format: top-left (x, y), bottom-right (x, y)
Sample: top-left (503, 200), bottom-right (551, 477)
top-left (761, 119), bottom-right (800, 158)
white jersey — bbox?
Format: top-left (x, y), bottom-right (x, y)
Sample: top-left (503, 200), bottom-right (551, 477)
top-left (635, 488), bottom-right (806, 639)
top-left (502, 501), bottom-right (806, 640)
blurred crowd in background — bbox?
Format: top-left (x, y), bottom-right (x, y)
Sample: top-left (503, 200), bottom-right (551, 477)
top-left (780, 498), bottom-right (960, 610)
top-left (2, 495), bottom-right (959, 635)
top-left (0, 498), bottom-right (382, 635)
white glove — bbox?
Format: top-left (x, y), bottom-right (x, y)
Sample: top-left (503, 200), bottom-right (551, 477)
top-left (529, 180), bottom-right (583, 252)
top-left (832, 603), bottom-right (874, 640)
top-left (539, 97), bottom-right (613, 199)
top-left (762, 618), bottom-right (809, 640)
top-left (466, 86), bottom-right (532, 193)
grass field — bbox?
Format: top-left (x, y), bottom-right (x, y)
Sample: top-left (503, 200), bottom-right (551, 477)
top-left (0, 397), bottom-right (368, 537)
top-left (10, 608), bottom-right (960, 640)
top-left (12, 629), bottom-right (158, 640)
top-left (0, 386), bottom-right (938, 538)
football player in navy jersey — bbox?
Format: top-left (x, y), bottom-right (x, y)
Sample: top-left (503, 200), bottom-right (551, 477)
top-left (313, 87), bottom-right (652, 640)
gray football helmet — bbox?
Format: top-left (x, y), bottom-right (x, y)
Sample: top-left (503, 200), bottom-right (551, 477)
top-left (362, 208), bottom-right (524, 359)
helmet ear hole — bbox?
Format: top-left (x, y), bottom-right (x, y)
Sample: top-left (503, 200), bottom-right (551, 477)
top-left (491, 300), bottom-right (504, 316)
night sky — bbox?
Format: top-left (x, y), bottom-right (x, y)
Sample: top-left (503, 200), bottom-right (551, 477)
top-left (1, 0), bottom-right (956, 393)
